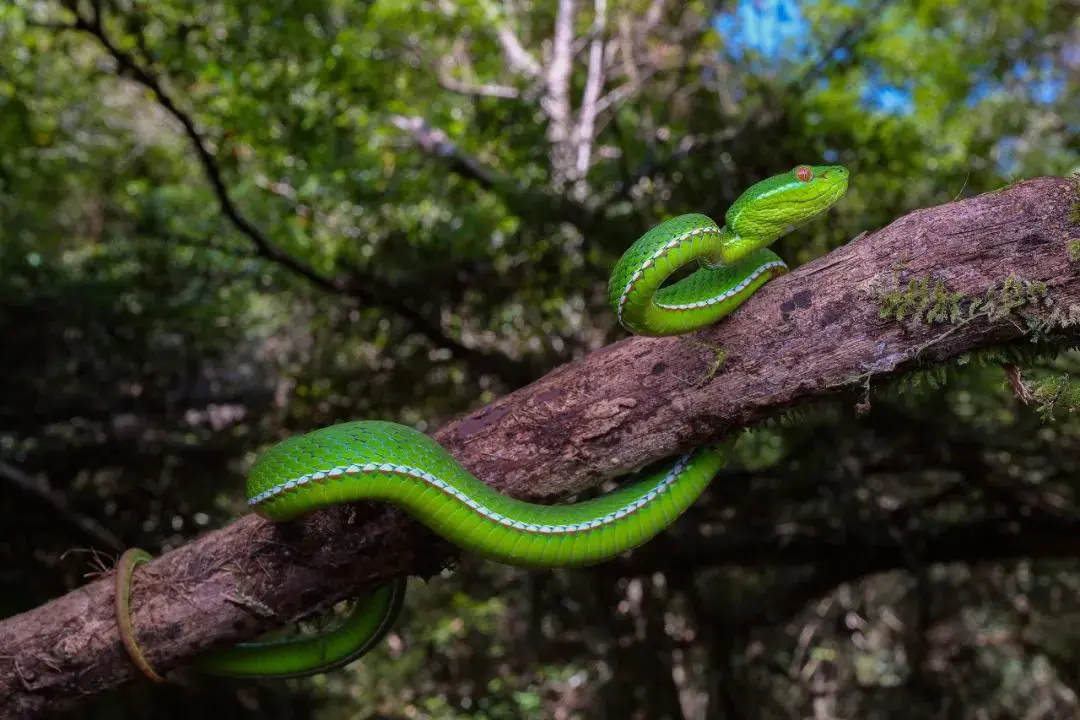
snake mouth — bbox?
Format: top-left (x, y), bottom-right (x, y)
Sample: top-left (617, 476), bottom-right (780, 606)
top-left (824, 166), bottom-right (850, 189)
top-left (790, 184), bottom-right (848, 219)
top-left (809, 170), bottom-right (849, 209)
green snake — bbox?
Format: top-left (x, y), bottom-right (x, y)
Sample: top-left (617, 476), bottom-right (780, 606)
top-left (115, 164), bottom-right (849, 681)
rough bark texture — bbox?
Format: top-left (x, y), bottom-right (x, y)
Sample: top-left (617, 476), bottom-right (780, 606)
top-left (2, 177), bottom-right (1079, 718)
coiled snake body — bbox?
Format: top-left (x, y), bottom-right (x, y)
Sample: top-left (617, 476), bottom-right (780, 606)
top-left (116, 164), bottom-right (850, 680)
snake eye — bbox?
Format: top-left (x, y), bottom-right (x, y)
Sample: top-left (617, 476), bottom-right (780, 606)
top-left (795, 165), bottom-right (813, 183)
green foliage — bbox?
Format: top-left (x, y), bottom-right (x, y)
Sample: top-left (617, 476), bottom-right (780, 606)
top-left (1071, 175), bottom-right (1080, 223)
top-left (1032, 373), bottom-right (1080, 420)
top-left (3, 0), bottom-right (1080, 718)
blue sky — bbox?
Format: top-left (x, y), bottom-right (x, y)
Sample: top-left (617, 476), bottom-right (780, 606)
top-left (713, 0), bottom-right (1065, 114)
top-left (714, 0), bottom-right (808, 64)
top-left (714, 0), bottom-right (917, 113)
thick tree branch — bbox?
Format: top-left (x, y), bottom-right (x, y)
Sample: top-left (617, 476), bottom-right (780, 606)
top-left (1, 178), bottom-right (1078, 717)
top-left (52, 6), bottom-right (527, 385)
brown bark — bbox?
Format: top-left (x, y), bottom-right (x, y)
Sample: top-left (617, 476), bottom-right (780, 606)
top-left (2, 177), bottom-right (1078, 718)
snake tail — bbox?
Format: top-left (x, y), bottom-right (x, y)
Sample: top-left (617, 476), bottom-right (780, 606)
top-left (115, 548), bottom-right (166, 683)
top-left (192, 580), bottom-right (406, 679)
top-left (115, 547), bottom-right (406, 680)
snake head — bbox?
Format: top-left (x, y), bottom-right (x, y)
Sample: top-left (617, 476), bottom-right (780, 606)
top-left (719, 164), bottom-right (849, 263)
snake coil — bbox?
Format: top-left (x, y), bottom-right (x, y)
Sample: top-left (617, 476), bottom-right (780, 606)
top-left (115, 164), bottom-right (849, 680)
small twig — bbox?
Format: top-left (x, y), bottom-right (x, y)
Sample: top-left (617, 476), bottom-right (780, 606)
top-left (481, 0), bottom-right (543, 77)
top-left (608, 0), bottom-right (893, 202)
top-left (1002, 363), bottom-right (1033, 404)
top-left (222, 592), bottom-right (277, 619)
top-left (60, 547), bottom-right (120, 580)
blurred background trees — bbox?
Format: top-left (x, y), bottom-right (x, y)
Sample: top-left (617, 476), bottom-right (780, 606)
top-left (1, 0), bottom-right (1079, 717)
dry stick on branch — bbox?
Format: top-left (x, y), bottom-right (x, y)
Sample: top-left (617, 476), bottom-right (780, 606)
top-left (2, 178), bottom-right (1079, 718)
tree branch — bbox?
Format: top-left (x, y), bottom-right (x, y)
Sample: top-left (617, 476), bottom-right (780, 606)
top-left (574, 0), bottom-right (608, 177)
top-left (789, 0), bottom-right (894, 95)
top-left (0, 461), bottom-right (124, 554)
top-left (732, 511), bottom-right (1080, 632)
top-left (544, 0), bottom-right (577, 181)
top-left (60, 13), bottom-right (308, 285)
top-left (51, 6), bottom-right (528, 385)
top-left (433, 35), bottom-right (521, 99)
top-left (605, 0), bottom-right (892, 204)
top-left (481, 0), bottom-right (543, 78)
top-left (389, 114), bottom-right (503, 191)
top-left (436, 72), bottom-right (521, 99)
top-left (1, 178), bottom-right (1078, 717)
top-left (387, 114), bottom-right (599, 234)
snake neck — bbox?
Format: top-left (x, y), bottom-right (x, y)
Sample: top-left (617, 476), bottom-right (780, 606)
top-left (700, 225), bottom-right (740, 268)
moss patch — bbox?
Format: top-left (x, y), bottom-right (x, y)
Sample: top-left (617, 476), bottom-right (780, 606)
top-left (1071, 173), bottom-right (1080, 225)
top-left (1032, 372), bottom-right (1080, 421)
top-left (878, 274), bottom-right (1049, 326)
top-left (860, 175), bottom-right (1080, 418)
top-left (865, 272), bottom-right (1079, 414)
top-left (1070, 174), bottom-right (1080, 260)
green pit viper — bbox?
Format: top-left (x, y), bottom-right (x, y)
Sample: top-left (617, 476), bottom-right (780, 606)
top-left (115, 163), bottom-right (850, 681)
